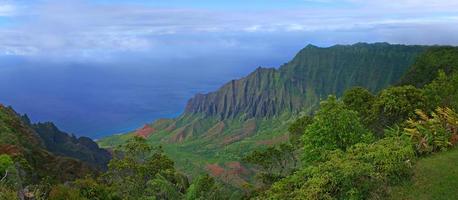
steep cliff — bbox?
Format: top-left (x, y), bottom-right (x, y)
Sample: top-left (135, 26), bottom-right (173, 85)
top-left (185, 43), bottom-right (426, 121)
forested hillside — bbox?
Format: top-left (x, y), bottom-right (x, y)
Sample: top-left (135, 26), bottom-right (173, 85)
top-left (30, 121), bottom-right (111, 170)
top-left (98, 43), bottom-right (427, 186)
top-left (0, 105), bottom-right (95, 185)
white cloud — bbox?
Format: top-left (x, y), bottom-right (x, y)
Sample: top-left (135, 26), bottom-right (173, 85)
top-left (0, 0), bottom-right (457, 58)
top-left (0, 3), bottom-right (15, 16)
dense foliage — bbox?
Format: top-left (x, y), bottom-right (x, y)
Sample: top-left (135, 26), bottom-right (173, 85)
top-left (342, 87), bottom-right (375, 126)
top-left (302, 96), bottom-right (373, 163)
top-left (1, 45), bottom-right (458, 199)
top-left (369, 85), bottom-right (427, 133)
top-left (399, 47), bottom-right (458, 87)
top-left (287, 115), bottom-right (313, 147)
top-left (247, 47), bottom-right (458, 199)
top-left (423, 71), bottom-right (458, 111)
top-left (405, 107), bottom-right (458, 155)
top-left (20, 137), bottom-right (230, 200)
top-left (260, 136), bottom-right (414, 199)
top-left (103, 136), bottom-right (186, 199)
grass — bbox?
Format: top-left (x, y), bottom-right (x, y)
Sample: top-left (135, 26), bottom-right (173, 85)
top-left (97, 115), bottom-right (293, 184)
top-left (388, 147), bottom-right (458, 200)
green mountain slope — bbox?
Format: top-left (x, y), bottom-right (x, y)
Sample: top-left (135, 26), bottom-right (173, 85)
top-left (0, 105), bottom-right (111, 183)
top-left (98, 43), bottom-right (427, 185)
top-left (185, 43), bottom-right (426, 120)
top-left (399, 47), bottom-right (458, 87)
top-left (30, 121), bottom-right (111, 170)
top-left (0, 105), bottom-right (94, 183)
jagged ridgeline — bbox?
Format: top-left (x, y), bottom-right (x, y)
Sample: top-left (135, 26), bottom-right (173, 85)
top-left (186, 43), bottom-right (426, 119)
top-left (0, 106), bottom-right (91, 183)
top-left (98, 43), bottom-right (427, 184)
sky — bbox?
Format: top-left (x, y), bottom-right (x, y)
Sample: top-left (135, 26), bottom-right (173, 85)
top-left (0, 0), bottom-right (458, 138)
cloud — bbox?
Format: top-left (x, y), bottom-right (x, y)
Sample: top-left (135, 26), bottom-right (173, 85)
top-left (0, 0), bottom-right (457, 59)
top-left (0, 2), bottom-right (15, 16)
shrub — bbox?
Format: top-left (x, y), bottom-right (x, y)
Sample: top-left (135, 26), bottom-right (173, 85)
top-left (0, 185), bottom-right (18, 200)
top-left (48, 184), bottom-right (85, 200)
top-left (404, 107), bottom-right (458, 155)
top-left (302, 96), bottom-right (374, 163)
top-left (370, 86), bottom-right (427, 133)
top-left (342, 87), bottom-right (375, 125)
top-left (261, 137), bottom-right (414, 200)
top-left (0, 154), bottom-right (13, 179)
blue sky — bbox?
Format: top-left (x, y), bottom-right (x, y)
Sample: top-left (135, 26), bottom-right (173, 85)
top-left (94, 0), bottom-right (347, 9)
top-left (0, 0), bottom-right (458, 138)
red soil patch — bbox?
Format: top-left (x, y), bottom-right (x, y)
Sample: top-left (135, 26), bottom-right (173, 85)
top-left (206, 164), bottom-right (225, 177)
top-left (135, 125), bottom-right (156, 138)
top-left (206, 162), bottom-right (251, 187)
top-left (225, 161), bottom-right (247, 175)
top-left (0, 144), bottom-right (22, 156)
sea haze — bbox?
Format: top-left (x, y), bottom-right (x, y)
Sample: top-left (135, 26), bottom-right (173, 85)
top-left (0, 50), bottom-right (296, 139)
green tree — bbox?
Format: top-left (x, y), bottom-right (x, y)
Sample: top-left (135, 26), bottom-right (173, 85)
top-left (302, 96), bottom-right (374, 163)
top-left (242, 143), bottom-right (298, 186)
top-left (423, 71), bottom-right (458, 111)
top-left (185, 174), bottom-right (225, 200)
top-left (370, 85), bottom-right (427, 133)
top-left (0, 154), bottom-right (13, 181)
top-left (73, 177), bottom-right (120, 200)
top-left (399, 47), bottom-right (458, 87)
top-left (48, 184), bottom-right (85, 200)
top-left (261, 137), bottom-right (414, 200)
top-left (104, 136), bottom-right (187, 199)
top-left (288, 115), bottom-right (313, 148)
top-left (342, 87), bottom-right (375, 125)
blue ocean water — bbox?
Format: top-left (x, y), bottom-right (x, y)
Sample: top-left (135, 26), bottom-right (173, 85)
top-left (0, 51), bottom-right (295, 139)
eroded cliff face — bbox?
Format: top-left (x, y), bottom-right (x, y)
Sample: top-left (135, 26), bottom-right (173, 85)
top-left (98, 43), bottom-right (429, 187)
top-left (184, 43), bottom-right (426, 122)
top-left (185, 68), bottom-right (287, 119)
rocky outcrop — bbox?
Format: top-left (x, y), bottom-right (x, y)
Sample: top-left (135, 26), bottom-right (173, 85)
top-left (136, 124), bottom-right (156, 138)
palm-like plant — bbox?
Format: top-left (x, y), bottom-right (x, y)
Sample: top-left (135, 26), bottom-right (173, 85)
top-left (404, 107), bottom-right (458, 155)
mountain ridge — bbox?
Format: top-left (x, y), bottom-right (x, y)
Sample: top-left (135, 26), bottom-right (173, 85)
top-left (98, 42), bottom-right (429, 185)
top-left (0, 105), bottom-right (96, 182)
top-left (184, 42), bottom-right (426, 121)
